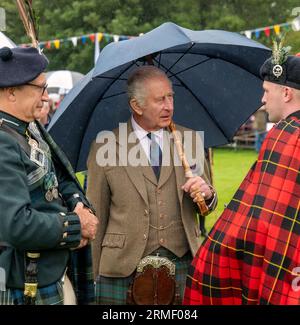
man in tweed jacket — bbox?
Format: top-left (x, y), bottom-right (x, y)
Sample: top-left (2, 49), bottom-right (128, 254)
top-left (184, 52), bottom-right (300, 304)
top-left (87, 66), bottom-right (217, 304)
top-left (0, 47), bottom-right (98, 305)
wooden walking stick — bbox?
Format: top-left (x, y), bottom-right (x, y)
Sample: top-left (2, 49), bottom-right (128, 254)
top-left (168, 120), bottom-right (210, 216)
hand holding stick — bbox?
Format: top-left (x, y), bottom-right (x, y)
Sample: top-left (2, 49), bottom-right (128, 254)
top-left (169, 120), bottom-right (209, 216)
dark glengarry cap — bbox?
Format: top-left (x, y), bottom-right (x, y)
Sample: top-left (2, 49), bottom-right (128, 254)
top-left (0, 46), bottom-right (48, 88)
top-left (260, 54), bottom-right (300, 91)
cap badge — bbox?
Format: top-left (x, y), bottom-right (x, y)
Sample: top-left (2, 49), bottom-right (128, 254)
top-left (272, 64), bottom-right (283, 78)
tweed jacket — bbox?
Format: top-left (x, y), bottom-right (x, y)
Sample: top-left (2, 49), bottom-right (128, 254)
top-left (87, 120), bottom-right (216, 278)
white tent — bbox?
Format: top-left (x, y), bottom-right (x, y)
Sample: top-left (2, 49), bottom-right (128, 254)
top-left (0, 32), bottom-right (16, 48)
top-left (46, 70), bottom-right (84, 95)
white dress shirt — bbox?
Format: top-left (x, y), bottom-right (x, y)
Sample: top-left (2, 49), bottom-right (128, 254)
top-left (131, 116), bottom-right (163, 162)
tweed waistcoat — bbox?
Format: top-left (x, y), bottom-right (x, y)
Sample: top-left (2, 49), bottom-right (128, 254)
top-left (142, 151), bottom-right (189, 258)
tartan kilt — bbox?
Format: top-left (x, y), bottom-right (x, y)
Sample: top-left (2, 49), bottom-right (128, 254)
top-left (95, 247), bottom-right (192, 305)
top-left (0, 281), bottom-right (64, 305)
top-left (0, 245), bottom-right (95, 305)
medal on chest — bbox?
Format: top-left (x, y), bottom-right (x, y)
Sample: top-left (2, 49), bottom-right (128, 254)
top-left (44, 172), bottom-right (59, 202)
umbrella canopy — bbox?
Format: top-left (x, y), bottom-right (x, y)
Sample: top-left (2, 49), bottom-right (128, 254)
top-left (0, 32), bottom-right (16, 48)
top-left (48, 22), bottom-right (271, 172)
top-left (46, 70), bottom-right (84, 95)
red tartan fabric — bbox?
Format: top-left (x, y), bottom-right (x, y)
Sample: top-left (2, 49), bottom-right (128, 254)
top-left (184, 113), bottom-right (300, 305)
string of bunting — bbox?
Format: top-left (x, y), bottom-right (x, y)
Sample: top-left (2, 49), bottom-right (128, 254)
top-left (21, 17), bottom-right (300, 49)
top-left (241, 18), bottom-right (300, 39)
top-left (21, 31), bottom-right (134, 49)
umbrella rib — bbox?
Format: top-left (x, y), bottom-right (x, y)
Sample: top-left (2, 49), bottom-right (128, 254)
top-left (158, 52), bottom-right (162, 67)
top-left (94, 76), bottom-right (128, 81)
top-left (166, 58), bottom-right (212, 79)
top-left (102, 91), bottom-right (127, 100)
top-left (152, 57), bottom-right (231, 143)
top-left (164, 43), bottom-right (195, 74)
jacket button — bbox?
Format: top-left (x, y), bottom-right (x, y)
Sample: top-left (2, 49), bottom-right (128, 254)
top-left (143, 234), bottom-right (147, 240)
top-left (159, 238), bottom-right (164, 244)
top-left (144, 209), bottom-right (148, 215)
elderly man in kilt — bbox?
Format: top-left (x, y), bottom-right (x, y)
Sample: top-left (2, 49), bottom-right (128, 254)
top-left (0, 47), bottom-right (98, 305)
top-left (184, 46), bottom-right (300, 305)
top-left (87, 66), bottom-right (217, 305)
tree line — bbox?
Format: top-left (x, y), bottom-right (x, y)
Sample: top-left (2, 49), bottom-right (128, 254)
top-left (1, 0), bottom-right (300, 73)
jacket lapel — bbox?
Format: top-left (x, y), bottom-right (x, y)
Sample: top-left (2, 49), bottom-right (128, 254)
top-left (116, 121), bottom-right (149, 205)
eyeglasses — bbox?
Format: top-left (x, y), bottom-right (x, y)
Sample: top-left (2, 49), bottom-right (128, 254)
top-left (25, 83), bottom-right (48, 95)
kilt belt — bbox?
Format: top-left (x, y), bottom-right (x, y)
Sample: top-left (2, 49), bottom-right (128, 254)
top-left (127, 254), bottom-right (181, 305)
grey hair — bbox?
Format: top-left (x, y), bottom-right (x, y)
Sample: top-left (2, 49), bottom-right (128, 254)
top-left (127, 66), bottom-right (172, 106)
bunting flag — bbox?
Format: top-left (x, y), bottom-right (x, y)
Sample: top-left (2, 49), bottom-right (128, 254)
top-left (242, 17), bottom-right (300, 39)
top-left (22, 17), bottom-right (300, 51)
top-left (264, 27), bottom-right (270, 37)
top-left (274, 24), bottom-right (280, 35)
top-left (244, 30), bottom-right (252, 39)
top-left (97, 32), bottom-right (103, 42)
top-left (53, 39), bottom-right (60, 49)
top-left (71, 37), bottom-right (77, 47)
top-left (23, 31), bottom-right (132, 51)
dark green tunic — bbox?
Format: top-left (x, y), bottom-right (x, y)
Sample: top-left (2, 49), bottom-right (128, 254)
top-left (0, 111), bottom-right (91, 289)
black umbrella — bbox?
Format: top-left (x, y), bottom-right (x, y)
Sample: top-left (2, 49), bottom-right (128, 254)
top-left (48, 22), bottom-right (271, 172)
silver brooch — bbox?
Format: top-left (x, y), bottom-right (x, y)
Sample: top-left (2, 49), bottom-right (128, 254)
top-left (273, 64), bottom-right (283, 78)
top-left (29, 138), bottom-right (45, 168)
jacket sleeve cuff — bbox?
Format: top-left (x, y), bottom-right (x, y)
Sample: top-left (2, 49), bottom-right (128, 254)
top-left (66, 193), bottom-right (95, 213)
top-left (58, 212), bottom-right (81, 248)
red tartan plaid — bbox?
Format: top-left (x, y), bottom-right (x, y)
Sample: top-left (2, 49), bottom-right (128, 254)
top-left (184, 112), bottom-right (300, 305)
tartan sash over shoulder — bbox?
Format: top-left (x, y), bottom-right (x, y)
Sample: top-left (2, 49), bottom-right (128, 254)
top-left (184, 113), bottom-right (300, 305)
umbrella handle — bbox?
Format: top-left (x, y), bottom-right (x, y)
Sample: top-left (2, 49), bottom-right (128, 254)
top-left (168, 121), bottom-right (209, 217)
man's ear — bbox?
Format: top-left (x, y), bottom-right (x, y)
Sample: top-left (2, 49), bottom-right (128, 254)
top-left (283, 87), bottom-right (293, 103)
top-left (7, 87), bottom-right (17, 102)
top-left (129, 98), bottom-right (143, 116)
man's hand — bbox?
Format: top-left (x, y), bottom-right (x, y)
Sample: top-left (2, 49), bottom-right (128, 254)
top-left (181, 176), bottom-right (213, 202)
top-left (74, 202), bottom-right (99, 240)
top-left (75, 238), bottom-right (89, 249)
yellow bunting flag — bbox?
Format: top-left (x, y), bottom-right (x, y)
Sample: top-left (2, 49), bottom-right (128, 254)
top-left (98, 32), bottom-right (103, 42)
top-left (274, 25), bottom-right (281, 35)
top-left (54, 39), bottom-right (60, 49)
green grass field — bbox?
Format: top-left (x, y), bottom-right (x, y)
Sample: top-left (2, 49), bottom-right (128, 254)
top-left (77, 148), bottom-right (258, 234)
top-left (206, 148), bottom-right (257, 231)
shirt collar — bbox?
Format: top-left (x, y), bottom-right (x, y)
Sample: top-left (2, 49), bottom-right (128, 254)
top-left (131, 115), bottom-right (163, 142)
top-left (286, 109), bottom-right (300, 120)
top-left (0, 111), bottom-right (29, 135)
